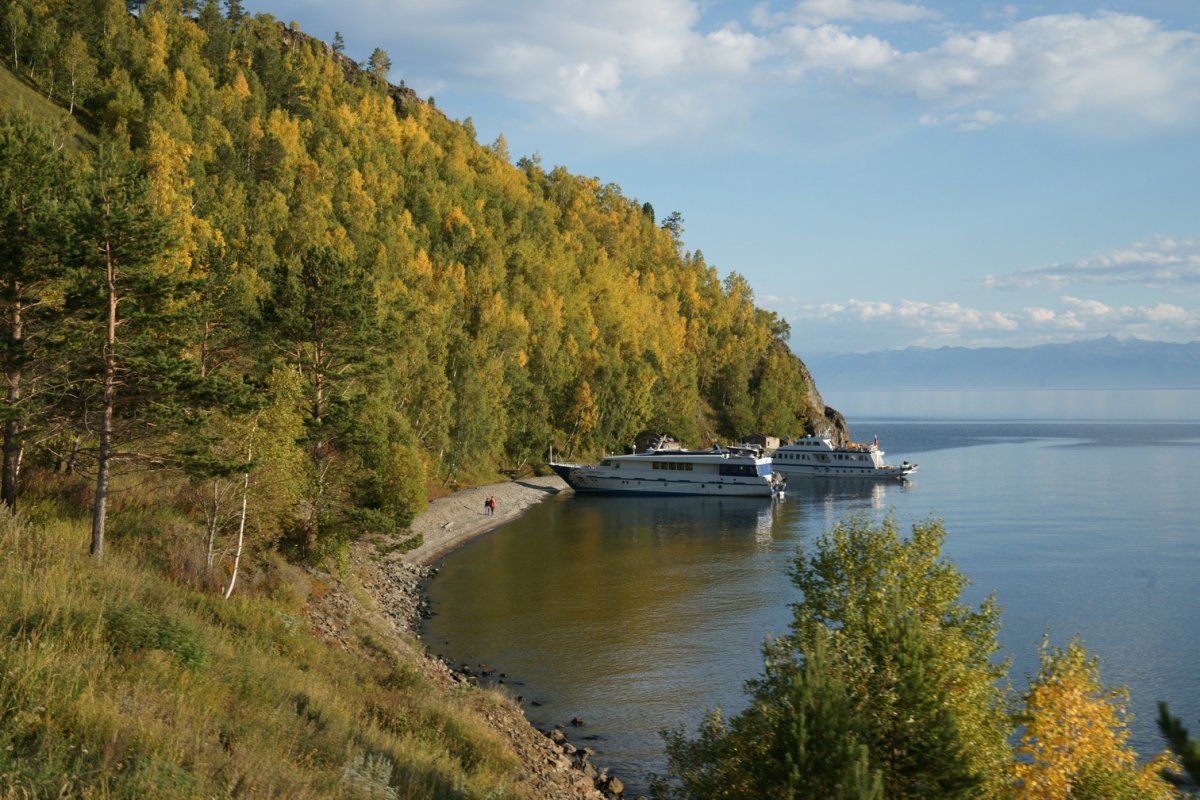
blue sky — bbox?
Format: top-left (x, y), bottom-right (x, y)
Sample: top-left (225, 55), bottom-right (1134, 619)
top-left (248, 0), bottom-right (1200, 354)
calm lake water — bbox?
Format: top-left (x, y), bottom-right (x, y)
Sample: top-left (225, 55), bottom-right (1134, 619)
top-left (422, 389), bottom-right (1200, 794)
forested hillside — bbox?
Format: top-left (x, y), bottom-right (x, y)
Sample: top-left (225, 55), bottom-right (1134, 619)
top-left (0, 0), bottom-right (833, 562)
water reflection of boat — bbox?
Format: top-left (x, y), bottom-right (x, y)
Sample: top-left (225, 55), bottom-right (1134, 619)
top-left (782, 478), bottom-right (908, 510)
top-left (564, 493), bottom-right (779, 538)
top-left (549, 439), bottom-right (785, 498)
top-left (771, 436), bottom-right (917, 480)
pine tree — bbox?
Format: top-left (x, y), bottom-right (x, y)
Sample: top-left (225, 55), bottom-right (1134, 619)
top-left (785, 515), bottom-right (1011, 796)
top-left (774, 632), bottom-right (884, 800)
top-left (260, 247), bottom-right (381, 556)
top-left (366, 47), bottom-right (390, 85)
top-left (660, 516), bottom-right (1008, 800)
top-left (1158, 703), bottom-right (1200, 793)
top-left (66, 135), bottom-right (179, 557)
top-left (0, 113), bottom-right (74, 509)
top-left (871, 613), bottom-right (981, 799)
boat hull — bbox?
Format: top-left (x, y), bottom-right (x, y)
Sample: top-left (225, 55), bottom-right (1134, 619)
top-left (773, 463), bottom-right (917, 480)
top-left (549, 462), bottom-right (780, 497)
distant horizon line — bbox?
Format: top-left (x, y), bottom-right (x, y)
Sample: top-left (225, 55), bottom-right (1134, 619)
top-left (801, 335), bottom-right (1200, 358)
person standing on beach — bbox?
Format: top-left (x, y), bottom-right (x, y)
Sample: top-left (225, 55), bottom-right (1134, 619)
top-left (487, 496), bottom-right (496, 515)
top-left (484, 497), bottom-right (491, 515)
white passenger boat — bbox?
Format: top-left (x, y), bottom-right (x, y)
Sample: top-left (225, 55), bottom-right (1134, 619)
top-left (549, 440), bottom-right (785, 497)
top-left (771, 435), bottom-right (917, 480)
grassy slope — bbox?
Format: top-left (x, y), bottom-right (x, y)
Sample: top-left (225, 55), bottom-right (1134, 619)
top-left (0, 484), bottom-right (530, 799)
top-left (0, 63), bottom-right (90, 151)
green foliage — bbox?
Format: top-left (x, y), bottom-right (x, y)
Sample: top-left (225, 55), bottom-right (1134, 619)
top-left (658, 515), bottom-right (1012, 799)
top-left (366, 47), bottom-right (391, 84)
top-left (658, 629), bottom-right (883, 800)
top-left (785, 515), bottom-right (1010, 797)
top-left (0, 111), bottom-right (77, 508)
top-left (105, 606), bottom-right (209, 669)
top-left (1158, 703), bottom-right (1200, 793)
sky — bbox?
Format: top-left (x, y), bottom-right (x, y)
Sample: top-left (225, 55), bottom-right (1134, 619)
top-left (247, 0), bottom-right (1200, 354)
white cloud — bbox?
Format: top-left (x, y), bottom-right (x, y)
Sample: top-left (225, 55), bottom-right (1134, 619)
top-left (779, 24), bottom-right (897, 74)
top-left (1061, 296), bottom-right (1113, 317)
top-left (986, 237), bottom-right (1200, 290)
top-left (706, 24), bottom-right (765, 74)
top-left (919, 108), bottom-right (1005, 130)
top-left (886, 13), bottom-right (1200, 131)
top-left (797, 298), bottom-right (1020, 332)
top-left (753, 0), bottom-right (938, 27)
top-left (774, 294), bottom-right (1200, 349)
top-left (287, 1), bottom-right (1200, 138)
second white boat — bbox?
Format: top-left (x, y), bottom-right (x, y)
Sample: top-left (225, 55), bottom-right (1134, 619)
top-left (771, 436), bottom-right (917, 480)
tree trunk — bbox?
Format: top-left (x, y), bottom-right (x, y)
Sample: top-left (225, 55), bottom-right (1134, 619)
top-left (91, 244), bottom-right (117, 558)
top-left (224, 445), bottom-right (252, 600)
top-left (307, 345), bottom-right (324, 554)
top-left (65, 434), bottom-right (80, 474)
top-left (2, 289), bottom-right (23, 509)
top-left (204, 479), bottom-right (220, 579)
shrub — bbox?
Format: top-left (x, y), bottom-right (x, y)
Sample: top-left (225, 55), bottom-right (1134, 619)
top-left (104, 607), bottom-right (209, 670)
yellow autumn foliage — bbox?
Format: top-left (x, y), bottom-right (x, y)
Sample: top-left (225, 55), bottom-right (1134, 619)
top-left (1011, 638), bottom-right (1181, 800)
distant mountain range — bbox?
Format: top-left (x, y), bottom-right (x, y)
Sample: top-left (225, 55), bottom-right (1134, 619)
top-left (803, 337), bottom-right (1200, 390)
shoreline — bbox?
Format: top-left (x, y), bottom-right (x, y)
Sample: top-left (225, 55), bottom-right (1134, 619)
top-left (402, 474), bottom-right (569, 567)
top-left (351, 474), bottom-right (629, 799)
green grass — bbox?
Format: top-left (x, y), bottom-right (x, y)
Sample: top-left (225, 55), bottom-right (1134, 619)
top-left (0, 61), bottom-right (91, 150)
top-left (0, 504), bottom-right (530, 799)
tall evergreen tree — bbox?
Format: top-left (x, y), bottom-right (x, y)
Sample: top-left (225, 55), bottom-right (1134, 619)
top-left (0, 113), bottom-right (75, 509)
top-left (769, 631), bottom-right (884, 799)
top-left (67, 135), bottom-right (179, 557)
top-left (260, 246), bottom-right (381, 556)
top-left (1158, 703), bottom-right (1200, 794)
top-left (366, 47), bottom-right (390, 84)
top-left (870, 613), bottom-right (981, 798)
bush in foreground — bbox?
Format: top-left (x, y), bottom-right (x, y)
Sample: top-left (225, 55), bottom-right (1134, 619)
top-left (655, 515), bottom-right (1182, 800)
